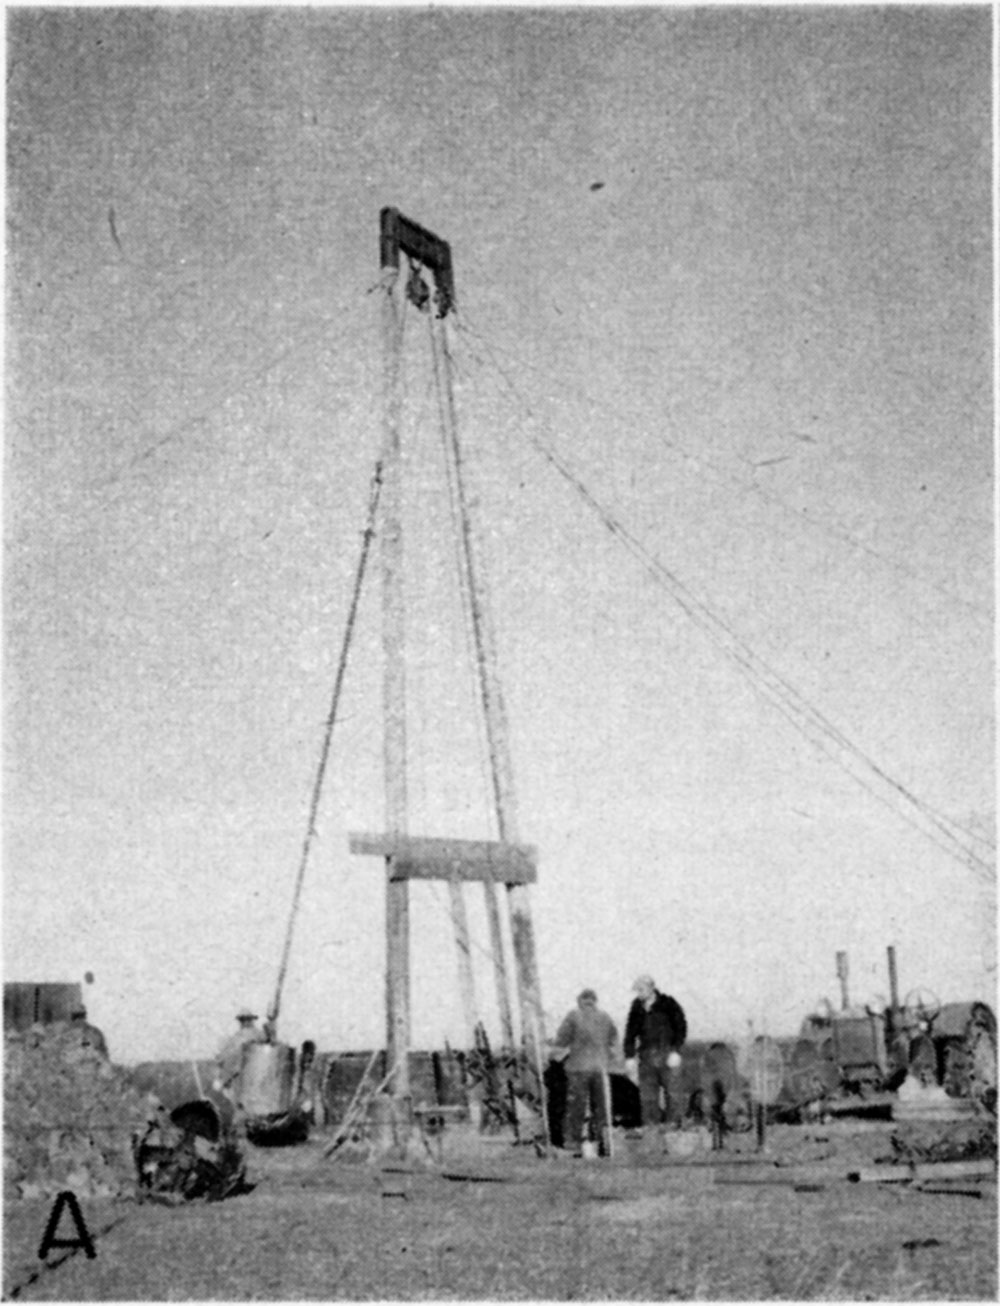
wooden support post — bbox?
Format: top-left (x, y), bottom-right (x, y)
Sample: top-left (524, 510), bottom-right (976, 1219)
top-left (448, 871), bottom-right (477, 1048)
top-left (429, 309), bottom-right (549, 1131)
top-left (380, 249), bottom-right (409, 1101)
top-left (431, 309), bottom-right (519, 1052)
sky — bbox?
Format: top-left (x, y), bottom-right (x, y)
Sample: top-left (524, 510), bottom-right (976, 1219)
top-left (4, 4), bottom-right (994, 1066)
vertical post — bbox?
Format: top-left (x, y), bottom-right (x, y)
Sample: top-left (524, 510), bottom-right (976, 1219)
top-left (885, 943), bottom-right (903, 1072)
top-left (835, 950), bottom-right (850, 1012)
top-left (887, 945), bottom-right (899, 1015)
top-left (430, 311), bottom-right (549, 1137)
top-left (380, 255), bottom-right (410, 1101)
top-left (430, 311), bottom-right (519, 1052)
top-left (448, 871), bottom-right (478, 1048)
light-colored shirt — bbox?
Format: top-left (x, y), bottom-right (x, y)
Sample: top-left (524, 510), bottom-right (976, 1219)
top-left (555, 1005), bottom-right (618, 1074)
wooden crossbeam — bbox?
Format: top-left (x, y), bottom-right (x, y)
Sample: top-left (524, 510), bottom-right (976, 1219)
top-left (349, 833), bottom-right (537, 885)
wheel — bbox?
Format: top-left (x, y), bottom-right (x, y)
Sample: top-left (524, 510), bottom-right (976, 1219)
top-left (966, 1020), bottom-right (997, 1112)
top-left (902, 988), bottom-right (941, 1030)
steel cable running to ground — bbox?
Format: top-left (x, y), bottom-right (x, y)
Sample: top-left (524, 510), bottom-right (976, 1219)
top-left (425, 309), bottom-right (504, 847)
top-left (450, 317), bottom-right (994, 884)
top-left (399, 305), bottom-right (496, 847)
top-left (431, 314), bottom-right (522, 845)
top-left (452, 316), bottom-right (996, 861)
top-left (93, 294), bottom-right (382, 491)
top-left (452, 315), bottom-right (996, 865)
top-left (422, 307), bottom-right (523, 1039)
top-left (389, 306), bottom-right (517, 1044)
top-left (453, 315), bottom-right (991, 626)
top-left (266, 459), bottom-right (385, 1034)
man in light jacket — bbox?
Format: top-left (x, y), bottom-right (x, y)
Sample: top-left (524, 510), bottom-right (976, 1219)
top-left (554, 989), bottom-right (618, 1157)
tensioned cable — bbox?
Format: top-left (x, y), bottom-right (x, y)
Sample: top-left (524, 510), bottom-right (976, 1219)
top-left (94, 299), bottom-right (378, 490)
top-left (455, 315), bottom-right (990, 624)
top-left (452, 320), bottom-right (994, 883)
top-left (426, 310), bottom-right (502, 845)
top-left (454, 317), bottom-right (996, 865)
top-left (424, 306), bottom-right (522, 1047)
top-left (266, 459), bottom-right (384, 1033)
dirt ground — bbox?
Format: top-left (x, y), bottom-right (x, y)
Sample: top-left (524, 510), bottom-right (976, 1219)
top-left (4, 1121), bottom-right (996, 1301)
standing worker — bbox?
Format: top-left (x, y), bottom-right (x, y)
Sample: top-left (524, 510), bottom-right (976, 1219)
top-left (214, 1009), bottom-right (265, 1099)
top-left (624, 974), bottom-right (687, 1141)
top-left (553, 989), bottom-right (619, 1157)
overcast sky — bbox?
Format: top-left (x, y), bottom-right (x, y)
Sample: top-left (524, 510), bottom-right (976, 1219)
top-left (4, 4), bottom-right (994, 1065)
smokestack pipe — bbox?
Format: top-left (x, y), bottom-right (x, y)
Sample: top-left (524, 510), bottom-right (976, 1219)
top-left (835, 951), bottom-right (850, 1011)
top-left (887, 946), bottom-right (899, 1014)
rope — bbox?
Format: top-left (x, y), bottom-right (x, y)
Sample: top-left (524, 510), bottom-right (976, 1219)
top-left (454, 315), bottom-right (990, 625)
top-left (266, 460), bottom-right (385, 1033)
top-left (427, 313), bottom-right (516, 841)
top-left (425, 309), bottom-right (520, 1050)
top-left (426, 312), bottom-right (500, 841)
top-left (451, 320), bottom-right (994, 884)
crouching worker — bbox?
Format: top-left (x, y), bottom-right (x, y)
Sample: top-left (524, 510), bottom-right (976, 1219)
top-left (553, 989), bottom-right (618, 1157)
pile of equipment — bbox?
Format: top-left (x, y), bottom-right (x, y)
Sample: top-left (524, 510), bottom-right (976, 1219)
top-left (4, 1022), bottom-right (152, 1200)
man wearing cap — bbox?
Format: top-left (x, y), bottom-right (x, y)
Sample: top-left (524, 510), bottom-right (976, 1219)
top-left (214, 1009), bottom-right (264, 1098)
top-left (553, 989), bottom-right (619, 1157)
top-left (624, 975), bottom-right (687, 1137)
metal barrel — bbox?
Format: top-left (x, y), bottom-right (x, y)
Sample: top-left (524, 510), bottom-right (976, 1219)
top-left (240, 1042), bottom-right (295, 1116)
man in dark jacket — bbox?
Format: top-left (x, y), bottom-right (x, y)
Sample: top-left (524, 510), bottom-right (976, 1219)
top-left (624, 974), bottom-right (687, 1134)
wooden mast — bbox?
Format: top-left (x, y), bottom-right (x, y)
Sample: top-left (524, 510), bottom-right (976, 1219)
top-left (379, 234), bottom-right (410, 1098)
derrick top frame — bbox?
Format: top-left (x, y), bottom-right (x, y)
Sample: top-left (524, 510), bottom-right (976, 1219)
top-left (380, 206), bottom-right (456, 317)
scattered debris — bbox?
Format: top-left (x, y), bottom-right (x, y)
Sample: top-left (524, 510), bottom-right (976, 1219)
top-left (847, 1159), bottom-right (996, 1185)
top-left (889, 1113), bottom-right (996, 1165)
top-left (440, 1170), bottom-right (514, 1183)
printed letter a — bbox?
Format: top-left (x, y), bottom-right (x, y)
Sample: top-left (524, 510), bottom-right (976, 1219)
top-left (38, 1190), bottom-right (96, 1260)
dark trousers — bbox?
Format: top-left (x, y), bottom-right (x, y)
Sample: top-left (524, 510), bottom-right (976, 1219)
top-left (565, 1070), bottom-right (609, 1150)
top-left (638, 1052), bottom-right (678, 1128)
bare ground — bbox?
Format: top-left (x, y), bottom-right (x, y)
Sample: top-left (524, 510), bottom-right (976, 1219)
top-left (4, 1122), bottom-right (996, 1301)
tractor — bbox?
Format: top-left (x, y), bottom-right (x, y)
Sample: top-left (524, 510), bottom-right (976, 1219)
top-left (778, 949), bottom-right (997, 1118)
